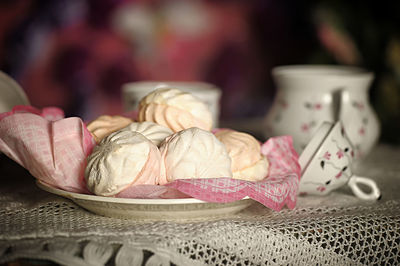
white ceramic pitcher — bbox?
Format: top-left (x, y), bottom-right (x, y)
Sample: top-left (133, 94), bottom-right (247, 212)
top-left (263, 65), bottom-right (380, 160)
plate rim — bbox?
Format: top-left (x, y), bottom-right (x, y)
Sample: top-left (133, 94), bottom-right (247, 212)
top-left (36, 180), bottom-right (250, 205)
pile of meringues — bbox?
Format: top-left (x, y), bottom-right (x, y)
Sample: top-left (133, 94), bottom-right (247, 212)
top-left (85, 88), bottom-right (270, 196)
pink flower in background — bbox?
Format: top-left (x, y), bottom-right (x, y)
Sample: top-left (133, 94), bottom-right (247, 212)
top-left (21, 23), bottom-right (136, 120)
top-left (317, 21), bottom-right (361, 65)
top-left (13, 0), bottom-right (258, 121)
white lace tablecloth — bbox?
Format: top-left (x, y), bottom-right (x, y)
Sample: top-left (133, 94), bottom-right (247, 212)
top-left (0, 144), bottom-right (399, 265)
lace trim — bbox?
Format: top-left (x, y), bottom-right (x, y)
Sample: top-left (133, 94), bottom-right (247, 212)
top-left (0, 238), bottom-right (204, 266)
top-left (1, 200), bottom-right (399, 265)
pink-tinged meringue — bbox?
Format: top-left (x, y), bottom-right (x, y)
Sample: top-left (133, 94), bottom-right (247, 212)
top-left (85, 130), bottom-right (164, 196)
top-left (120, 121), bottom-right (173, 147)
top-left (159, 127), bottom-right (232, 182)
top-left (86, 115), bottom-right (133, 143)
top-left (215, 129), bottom-right (269, 181)
top-left (138, 88), bottom-right (213, 132)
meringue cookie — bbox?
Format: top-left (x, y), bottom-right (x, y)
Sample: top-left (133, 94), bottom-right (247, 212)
top-left (215, 129), bottom-right (269, 181)
top-left (120, 121), bottom-right (173, 146)
top-left (87, 115), bottom-right (133, 143)
top-left (232, 156), bottom-right (269, 182)
top-left (138, 88), bottom-right (213, 132)
top-left (85, 130), bottom-right (164, 196)
top-left (159, 127), bottom-right (232, 182)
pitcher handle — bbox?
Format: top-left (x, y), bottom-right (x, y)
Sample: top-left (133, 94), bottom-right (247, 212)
top-left (332, 88), bottom-right (344, 122)
top-left (347, 175), bottom-right (381, 200)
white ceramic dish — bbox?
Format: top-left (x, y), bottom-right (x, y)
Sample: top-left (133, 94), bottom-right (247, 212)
top-left (36, 181), bottom-right (254, 220)
top-left (0, 70), bottom-right (30, 113)
top-left (122, 81), bottom-right (222, 126)
top-left (264, 65), bottom-right (380, 159)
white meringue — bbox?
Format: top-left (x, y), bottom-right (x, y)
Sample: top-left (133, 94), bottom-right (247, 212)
top-left (215, 129), bottom-right (269, 181)
top-left (86, 115), bottom-right (133, 143)
top-left (120, 121), bottom-right (173, 146)
top-left (85, 130), bottom-right (164, 196)
top-left (138, 88), bottom-right (213, 132)
top-left (159, 127), bottom-right (232, 182)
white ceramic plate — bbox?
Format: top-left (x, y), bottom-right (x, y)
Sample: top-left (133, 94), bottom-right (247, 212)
top-left (0, 71), bottom-right (30, 113)
top-left (36, 181), bottom-right (254, 220)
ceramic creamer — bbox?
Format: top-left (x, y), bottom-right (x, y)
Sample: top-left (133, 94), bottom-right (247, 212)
top-left (264, 65), bottom-right (380, 160)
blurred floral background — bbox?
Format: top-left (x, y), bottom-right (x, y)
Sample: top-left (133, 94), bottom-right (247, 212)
top-left (0, 0), bottom-right (399, 143)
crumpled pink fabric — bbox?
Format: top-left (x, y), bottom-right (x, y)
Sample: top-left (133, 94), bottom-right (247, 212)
top-left (0, 105), bottom-right (65, 121)
top-left (0, 106), bottom-right (95, 193)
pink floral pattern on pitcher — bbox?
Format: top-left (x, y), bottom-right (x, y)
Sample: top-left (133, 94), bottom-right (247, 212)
top-left (271, 98), bottom-right (289, 124)
top-left (298, 101), bottom-right (324, 149)
top-left (350, 100), bottom-right (372, 158)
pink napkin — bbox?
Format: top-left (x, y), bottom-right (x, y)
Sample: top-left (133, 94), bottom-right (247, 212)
top-left (0, 105), bottom-right (65, 121)
top-left (0, 106), bottom-right (96, 193)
